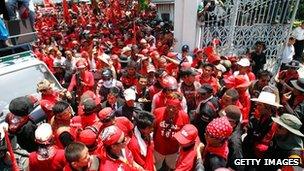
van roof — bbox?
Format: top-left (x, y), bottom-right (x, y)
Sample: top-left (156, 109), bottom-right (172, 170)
top-left (0, 51), bottom-right (44, 75)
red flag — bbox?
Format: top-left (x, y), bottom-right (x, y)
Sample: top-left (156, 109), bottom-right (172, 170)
top-left (72, 3), bottom-right (79, 13)
top-left (4, 130), bottom-right (19, 171)
top-left (63, 0), bottom-right (71, 24)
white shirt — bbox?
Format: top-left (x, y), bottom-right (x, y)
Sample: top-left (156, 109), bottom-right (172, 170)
top-left (281, 44), bottom-right (295, 64)
top-left (292, 27), bottom-right (304, 41)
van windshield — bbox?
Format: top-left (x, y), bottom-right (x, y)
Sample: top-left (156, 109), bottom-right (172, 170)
top-left (0, 64), bottom-right (61, 119)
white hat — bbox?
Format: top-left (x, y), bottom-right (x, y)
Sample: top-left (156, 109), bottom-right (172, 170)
top-left (121, 46), bottom-right (132, 54)
top-left (35, 123), bottom-right (53, 144)
top-left (251, 91), bottom-right (282, 107)
top-left (237, 58), bottom-right (250, 67)
top-left (140, 39), bottom-right (147, 44)
top-left (215, 64), bottom-right (227, 73)
top-left (124, 88), bottom-right (136, 101)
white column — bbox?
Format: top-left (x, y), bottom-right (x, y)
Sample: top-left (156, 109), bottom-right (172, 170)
top-left (174, 0), bottom-right (200, 52)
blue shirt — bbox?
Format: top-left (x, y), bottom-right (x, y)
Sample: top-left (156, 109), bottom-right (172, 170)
top-left (0, 19), bottom-right (9, 40)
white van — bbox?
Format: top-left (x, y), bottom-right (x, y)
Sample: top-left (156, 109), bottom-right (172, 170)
top-left (0, 51), bottom-right (62, 122)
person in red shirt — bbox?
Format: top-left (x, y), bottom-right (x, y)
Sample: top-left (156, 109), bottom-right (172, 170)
top-left (199, 63), bottom-right (219, 94)
top-left (70, 98), bottom-right (100, 137)
top-left (120, 60), bottom-right (138, 88)
top-left (99, 125), bottom-right (143, 170)
top-left (37, 79), bottom-right (71, 121)
top-left (173, 124), bottom-right (201, 171)
top-left (28, 123), bottom-right (66, 171)
top-left (128, 110), bottom-right (155, 171)
top-left (68, 59), bottom-right (95, 103)
top-left (153, 93), bottom-right (190, 170)
top-left (63, 142), bottom-right (101, 171)
top-left (151, 75), bottom-right (188, 113)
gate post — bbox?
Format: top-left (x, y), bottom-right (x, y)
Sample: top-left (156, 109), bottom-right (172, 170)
top-left (227, 0), bottom-right (240, 53)
top-left (173, 0), bottom-right (200, 52)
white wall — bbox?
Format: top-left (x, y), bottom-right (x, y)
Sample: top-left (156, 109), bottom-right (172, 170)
top-left (173, 0), bottom-right (200, 52)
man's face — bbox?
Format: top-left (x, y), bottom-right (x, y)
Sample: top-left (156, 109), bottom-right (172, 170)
top-left (141, 125), bottom-right (154, 137)
top-left (255, 44), bottom-right (263, 53)
top-left (255, 102), bottom-right (272, 116)
top-left (275, 124), bottom-right (289, 137)
top-left (221, 93), bottom-right (233, 107)
top-left (183, 75), bottom-right (195, 85)
top-left (126, 100), bottom-right (135, 107)
top-left (202, 66), bottom-right (213, 77)
top-left (138, 78), bottom-right (148, 88)
top-left (259, 76), bottom-right (270, 87)
top-left (166, 105), bottom-right (178, 114)
top-left (72, 148), bottom-right (90, 168)
top-left (127, 67), bottom-right (136, 75)
top-left (107, 94), bottom-right (117, 105)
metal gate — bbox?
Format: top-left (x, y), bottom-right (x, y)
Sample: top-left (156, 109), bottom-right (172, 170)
top-left (198, 0), bottom-right (300, 73)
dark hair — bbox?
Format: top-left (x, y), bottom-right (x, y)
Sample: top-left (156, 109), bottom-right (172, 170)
top-left (223, 105), bottom-right (241, 124)
top-left (255, 41), bottom-right (266, 50)
top-left (257, 70), bottom-right (272, 79)
top-left (225, 88), bottom-right (239, 102)
top-left (134, 110), bottom-right (155, 130)
top-left (201, 63), bottom-right (214, 69)
top-left (52, 101), bottom-right (70, 115)
top-left (109, 87), bottom-right (120, 97)
top-left (138, 74), bottom-right (147, 80)
top-left (65, 142), bottom-right (87, 163)
top-left (289, 37), bottom-right (295, 41)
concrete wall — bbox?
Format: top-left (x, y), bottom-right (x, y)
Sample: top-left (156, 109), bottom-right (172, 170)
top-left (173, 0), bottom-right (200, 52)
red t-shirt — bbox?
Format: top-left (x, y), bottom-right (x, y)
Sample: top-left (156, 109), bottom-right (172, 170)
top-left (238, 91), bottom-right (251, 124)
top-left (99, 148), bottom-right (136, 171)
top-left (29, 148), bottom-right (66, 171)
top-left (153, 107), bottom-right (189, 155)
top-left (127, 134), bottom-right (154, 171)
top-left (175, 140), bottom-right (200, 171)
top-left (68, 71), bottom-right (95, 96)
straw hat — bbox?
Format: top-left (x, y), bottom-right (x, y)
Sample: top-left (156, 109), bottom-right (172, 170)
top-left (251, 91), bottom-right (282, 107)
top-left (272, 113), bottom-right (304, 137)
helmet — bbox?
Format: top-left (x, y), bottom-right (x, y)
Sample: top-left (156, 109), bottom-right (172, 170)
top-left (102, 68), bottom-right (113, 79)
top-left (76, 59), bottom-right (88, 69)
top-left (181, 45), bottom-right (189, 52)
top-left (160, 76), bottom-right (178, 90)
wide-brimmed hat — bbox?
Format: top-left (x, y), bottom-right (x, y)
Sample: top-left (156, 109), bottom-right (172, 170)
top-left (118, 56), bottom-right (131, 63)
top-left (237, 58), bottom-right (250, 67)
top-left (121, 46), bottom-right (131, 55)
top-left (272, 113), bottom-right (304, 137)
top-left (291, 78), bottom-right (304, 93)
top-left (286, 60), bottom-right (300, 69)
top-left (251, 91), bottom-right (282, 107)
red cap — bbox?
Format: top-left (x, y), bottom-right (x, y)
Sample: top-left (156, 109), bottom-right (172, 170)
top-left (101, 125), bottom-right (124, 146)
top-left (98, 107), bottom-right (114, 121)
top-left (149, 51), bottom-right (159, 58)
top-left (78, 128), bottom-right (97, 146)
top-left (235, 75), bottom-right (250, 88)
top-left (115, 117), bottom-right (134, 137)
top-left (208, 54), bottom-right (221, 65)
top-left (204, 46), bottom-right (214, 57)
top-left (174, 124), bottom-right (198, 145)
top-left (160, 76), bottom-right (178, 90)
top-left (206, 116), bottom-right (233, 140)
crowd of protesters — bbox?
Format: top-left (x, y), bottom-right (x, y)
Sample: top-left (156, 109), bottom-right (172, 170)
top-left (0, 1), bottom-right (304, 171)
